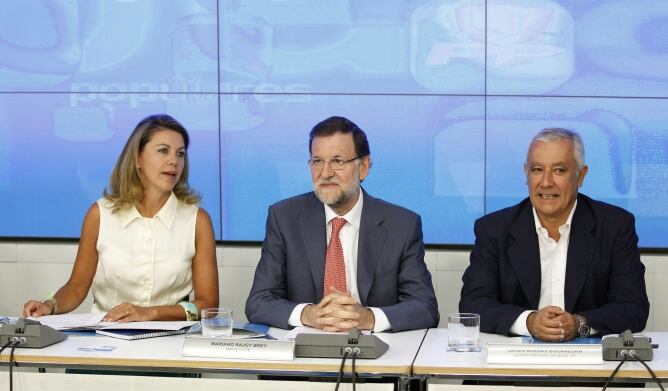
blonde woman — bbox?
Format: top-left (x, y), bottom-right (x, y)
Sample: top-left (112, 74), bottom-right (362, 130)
top-left (24, 114), bottom-right (218, 322)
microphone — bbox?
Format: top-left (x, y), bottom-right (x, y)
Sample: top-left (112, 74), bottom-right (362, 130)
top-left (602, 330), bottom-right (653, 361)
top-left (295, 328), bottom-right (389, 359)
top-left (0, 318), bottom-right (67, 348)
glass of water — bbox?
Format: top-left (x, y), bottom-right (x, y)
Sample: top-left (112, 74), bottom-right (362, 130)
top-left (201, 308), bottom-right (234, 338)
top-left (448, 313), bottom-right (480, 352)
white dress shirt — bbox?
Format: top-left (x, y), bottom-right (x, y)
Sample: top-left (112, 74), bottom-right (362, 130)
top-left (288, 190), bottom-right (392, 332)
top-left (92, 192), bottom-right (197, 313)
top-left (510, 201), bottom-right (576, 336)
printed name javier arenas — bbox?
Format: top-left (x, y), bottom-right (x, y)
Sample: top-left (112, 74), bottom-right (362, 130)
top-left (507, 348), bottom-right (587, 354)
top-left (211, 341), bottom-right (268, 348)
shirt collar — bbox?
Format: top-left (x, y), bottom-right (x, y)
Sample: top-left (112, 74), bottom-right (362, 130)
top-left (324, 188), bottom-right (363, 231)
top-left (120, 192), bottom-right (178, 230)
top-left (532, 199), bottom-right (577, 235)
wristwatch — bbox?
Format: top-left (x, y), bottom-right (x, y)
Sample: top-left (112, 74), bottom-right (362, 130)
top-left (41, 297), bottom-right (58, 315)
top-left (575, 314), bottom-right (591, 338)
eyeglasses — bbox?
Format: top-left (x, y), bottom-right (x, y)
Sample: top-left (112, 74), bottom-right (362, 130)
top-left (308, 155), bottom-right (365, 171)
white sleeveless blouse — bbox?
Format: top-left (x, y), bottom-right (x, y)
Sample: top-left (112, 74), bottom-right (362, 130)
top-left (92, 192), bottom-right (198, 313)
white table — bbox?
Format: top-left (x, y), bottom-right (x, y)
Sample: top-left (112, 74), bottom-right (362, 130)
top-left (9, 327), bottom-right (666, 389)
top-left (0, 372), bottom-right (393, 391)
top-left (0, 328), bottom-right (427, 390)
top-left (413, 328), bottom-right (668, 384)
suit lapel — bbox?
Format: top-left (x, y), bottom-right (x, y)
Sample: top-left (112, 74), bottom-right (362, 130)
top-left (507, 200), bottom-right (542, 309)
top-left (564, 196), bottom-right (596, 312)
top-left (300, 194), bottom-right (327, 302)
top-left (357, 191), bottom-right (387, 305)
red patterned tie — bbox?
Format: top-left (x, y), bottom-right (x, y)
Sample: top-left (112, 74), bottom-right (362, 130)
top-left (323, 217), bottom-right (347, 296)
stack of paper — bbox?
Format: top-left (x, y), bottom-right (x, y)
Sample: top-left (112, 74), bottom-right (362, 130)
top-left (95, 321), bottom-right (196, 340)
top-left (28, 313), bottom-right (110, 330)
top-left (29, 313), bottom-right (197, 340)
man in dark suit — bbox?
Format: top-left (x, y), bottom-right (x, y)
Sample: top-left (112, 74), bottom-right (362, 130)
top-left (460, 128), bottom-right (649, 341)
top-left (246, 116), bottom-right (439, 332)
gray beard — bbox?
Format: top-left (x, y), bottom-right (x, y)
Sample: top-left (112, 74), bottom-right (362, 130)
top-left (315, 188), bottom-right (349, 210)
top-left (313, 180), bottom-right (360, 212)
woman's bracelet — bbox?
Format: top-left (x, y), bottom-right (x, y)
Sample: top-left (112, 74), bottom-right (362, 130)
top-left (178, 301), bottom-right (199, 321)
top-left (41, 297), bottom-right (58, 315)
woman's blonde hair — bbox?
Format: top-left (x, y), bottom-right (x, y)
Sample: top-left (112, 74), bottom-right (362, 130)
top-left (103, 114), bottom-right (201, 212)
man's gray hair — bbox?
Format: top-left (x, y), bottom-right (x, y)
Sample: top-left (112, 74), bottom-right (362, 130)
top-left (527, 128), bottom-right (586, 173)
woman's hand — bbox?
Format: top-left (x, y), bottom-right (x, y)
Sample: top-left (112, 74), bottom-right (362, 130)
top-left (23, 300), bottom-right (53, 317)
top-left (103, 302), bottom-right (157, 322)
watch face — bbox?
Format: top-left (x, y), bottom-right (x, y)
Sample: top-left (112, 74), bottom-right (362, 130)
top-left (576, 315), bottom-right (590, 337)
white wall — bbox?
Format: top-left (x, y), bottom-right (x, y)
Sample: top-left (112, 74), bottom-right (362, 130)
top-left (1, 241), bottom-right (665, 331)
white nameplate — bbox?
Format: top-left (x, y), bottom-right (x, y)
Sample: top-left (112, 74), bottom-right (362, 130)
top-left (487, 342), bottom-right (603, 364)
top-left (182, 336), bottom-right (295, 361)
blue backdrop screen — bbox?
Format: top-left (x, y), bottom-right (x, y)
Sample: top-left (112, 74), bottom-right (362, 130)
top-left (1, 0), bottom-right (666, 248)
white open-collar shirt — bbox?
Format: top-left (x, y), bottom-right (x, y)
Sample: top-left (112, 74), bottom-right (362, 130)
top-left (93, 192), bottom-right (197, 313)
top-left (510, 201), bottom-right (577, 336)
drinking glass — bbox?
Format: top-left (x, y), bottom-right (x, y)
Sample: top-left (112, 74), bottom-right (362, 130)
top-left (201, 308), bottom-right (233, 338)
top-left (448, 313), bottom-right (480, 352)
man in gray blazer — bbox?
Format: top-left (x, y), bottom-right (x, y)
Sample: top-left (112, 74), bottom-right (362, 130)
top-left (246, 116), bottom-right (439, 332)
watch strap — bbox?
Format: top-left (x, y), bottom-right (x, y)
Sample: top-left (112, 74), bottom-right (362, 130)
top-left (575, 313), bottom-right (590, 337)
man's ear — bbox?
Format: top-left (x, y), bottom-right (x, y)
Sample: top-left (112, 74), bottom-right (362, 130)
top-left (577, 165), bottom-right (588, 187)
top-left (359, 155), bottom-right (371, 182)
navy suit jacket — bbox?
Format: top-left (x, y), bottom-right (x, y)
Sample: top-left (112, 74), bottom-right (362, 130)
top-left (459, 194), bottom-right (649, 336)
top-left (245, 189), bottom-right (439, 331)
